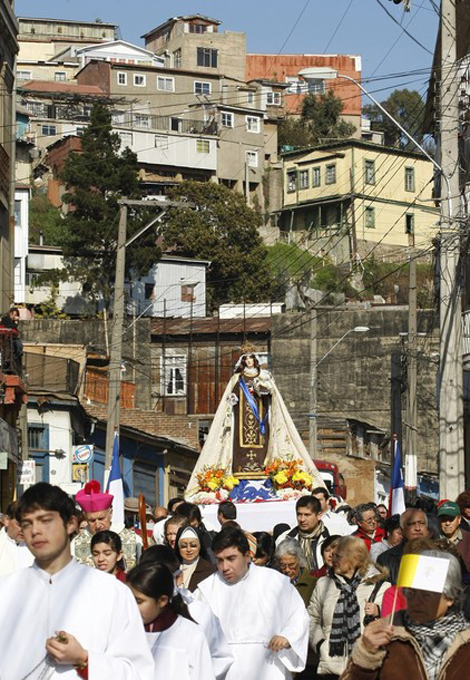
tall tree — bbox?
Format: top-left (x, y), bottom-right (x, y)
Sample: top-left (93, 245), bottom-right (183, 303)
top-left (160, 182), bottom-right (274, 310)
top-left (362, 89), bottom-right (426, 148)
top-left (59, 102), bottom-right (157, 308)
top-left (279, 89), bottom-right (356, 149)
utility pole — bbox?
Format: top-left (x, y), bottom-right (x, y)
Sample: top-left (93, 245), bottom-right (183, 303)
top-left (309, 309), bottom-right (318, 459)
top-left (438, 0), bottom-right (464, 498)
top-left (405, 230), bottom-right (418, 503)
top-left (391, 349), bottom-right (403, 458)
top-left (105, 202), bottom-right (127, 469)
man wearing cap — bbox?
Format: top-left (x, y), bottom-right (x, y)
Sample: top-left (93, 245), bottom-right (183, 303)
top-left (438, 500), bottom-right (470, 583)
top-left (73, 481), bottom-right (141, 570)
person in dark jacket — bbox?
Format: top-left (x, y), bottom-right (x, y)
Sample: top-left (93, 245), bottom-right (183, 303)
top-left (275, 538), bottom-right (318, 606)
top-left (174, 525), bottom-right (215, 592)
top-left (377, 508), bottom-right (428, 584)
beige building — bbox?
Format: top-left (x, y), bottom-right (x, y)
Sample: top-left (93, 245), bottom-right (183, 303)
top-left (17, 16), bottom-right (117, 62)
top-left (281, 139), bottom-right (439, 260)
top-left (142, 14), bottom-right (246, 82)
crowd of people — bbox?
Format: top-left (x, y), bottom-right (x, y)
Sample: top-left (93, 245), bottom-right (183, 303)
top-left (1, 481), bottom-right (470, 679)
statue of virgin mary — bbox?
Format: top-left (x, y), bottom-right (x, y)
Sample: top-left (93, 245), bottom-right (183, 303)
top-left (186, 344), bottom-right (323, 499)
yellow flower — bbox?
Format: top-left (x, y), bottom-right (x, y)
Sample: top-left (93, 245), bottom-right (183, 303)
top-left (274, 471), bottom-right (288, 486)
top-left (207, 479), bottom-right (219, 491)
top-left (292, 471), bottom-right (313, 486)
top-left (224, 475), bottom-right (239, 491)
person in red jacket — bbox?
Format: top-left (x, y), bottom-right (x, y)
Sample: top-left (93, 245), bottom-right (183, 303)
top-left (353, 504), bottom-right (385, 552)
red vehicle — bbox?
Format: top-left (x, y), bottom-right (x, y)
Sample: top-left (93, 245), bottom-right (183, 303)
top-left (314, 460), bottom-right (347, 499)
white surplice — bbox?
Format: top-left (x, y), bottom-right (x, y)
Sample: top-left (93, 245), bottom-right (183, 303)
top-left (0, 527), bottom-right (34, 576)
top-left (146, 615), bottom-right (215, 680)
top-left (0, 558), bottom-right (154, 680)
top-left (196, 564), bottom-right (309, 680)
top-left (180, 586), bottom-right (234, 679)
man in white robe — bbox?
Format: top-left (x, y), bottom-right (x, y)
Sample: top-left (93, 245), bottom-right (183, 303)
top-left (0, 501), bottom-right (34, 576)
top-left (196, 526), bottom-right (308, 680)
top-left (0, 482), bottom-right (154, 680)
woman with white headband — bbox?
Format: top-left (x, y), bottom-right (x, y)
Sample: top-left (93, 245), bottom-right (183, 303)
top-left (175, 525), bottom-right (216, 592)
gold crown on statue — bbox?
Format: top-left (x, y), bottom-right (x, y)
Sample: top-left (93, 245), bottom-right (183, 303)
top-left (240, 341), bottom-right (257, 356)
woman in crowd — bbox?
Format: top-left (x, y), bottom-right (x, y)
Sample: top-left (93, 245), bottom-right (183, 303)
top-left (91, 530), bottom-right (125, 582)
top-left (340, 550), bottom-right (470, 680)
top-left (252, 531), bottom-right (274, 566)
top-left (313, 535), bottom-right (341, 578)
top-left (164, 515), bottom-right (188, 550)
top-left (370, 515), bottom-right (403, 562)
top-left (308, 535), bottom-right (388, 680)
top-left (175, 525), bottom-right (215, 592)
top-left (127, 561), bottom-right (215, 680)
top-left (275, 538), bottom-right (318, 606)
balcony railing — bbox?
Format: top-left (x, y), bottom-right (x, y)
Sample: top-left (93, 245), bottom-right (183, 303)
top-left (0, 329), bottom-right (23, 378)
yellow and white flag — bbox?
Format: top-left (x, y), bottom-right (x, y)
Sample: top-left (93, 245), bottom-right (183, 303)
top-left (397, 554), bottom-right (450, 593)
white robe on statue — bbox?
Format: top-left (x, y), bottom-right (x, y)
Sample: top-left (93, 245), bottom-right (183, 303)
top-left (146, 615), bottom-right (215, 680)
top-left (196, 564), bottom-right (309, 680)
top-left (0, 558), bottom-right (154, 680)
top-left (179, 586), bottom-right (234, 679)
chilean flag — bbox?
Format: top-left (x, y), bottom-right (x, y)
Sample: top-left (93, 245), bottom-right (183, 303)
top-left (106, 432), bottom-right (125, 527)
top-left (389, 439), bottom-right (406, 516)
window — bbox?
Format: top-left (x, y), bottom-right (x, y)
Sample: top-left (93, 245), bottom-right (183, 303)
top-left (41, 125), bottom-right (57, 136)
top-left (312, 167), bottom-right (321, 187)
top-left (17, 70), bottom-right (32, 80)
top-left (365, 207), bottom-right (375, 229)
top-left (117, 72), bottom-right (127, 86)
top-left (161, 355), bottom-right (186, 396)
top-left (287, 170), bottom-right (297, 193)
top-left (196, 139), bottom-right (210, 154)
top-left (54, 71), bottom-right (66, 82)
top-left (135, 113), bottom-right (150, 128)
top-left (194, 81), bottom-right (211, 95)
top-left (154, 135), bottom-right (168, 149)
top-left (28, 425), bottom-right (49, 452)
top-left (221, 111), bottom-right (234, 128)
top-left (246, 150), bottom-right (258, 168)
top-left (405, 213), bottom-right (414, 234)
top-left (247, 92), bottom-right (255, 104)
top-left (266, 91), bottom-right (281, 106)
top-left (173, 48), bottom-right (182, 68)
top-left (75, 126), bottom-right (86, 136)
top-left (189, 23), bottom-right (207, 33)
top-left (285, 77), bottom-right (325, 95)
top-left (405, 167), bottom-right (415, 192)
top-left (14, 200), bottom-right (21, 227)
top-left (118, 131), bottom-right (133, 148)
top-left (133, 74), bottom-right (146, 87)
top-left (325, 164), bottom-right (336, 185)
top-left (246, 116), bottom-right (260, 133)
top-left (197, 47), bottom-right (218, 68)
top-left (144, 283), bottom-right (155, 300)
top-left (299, 169), bottom-right (309, 189)
top-left (112, 110), bottom-right (125, 124)
top-left (157, 76), bottom-right (174, 91)
top-left (171, 117), bottom-right (182, 132)
top-left (181, 284), bottom-right (196, 302)
top-left (365, 159), bottom-right (375, 185)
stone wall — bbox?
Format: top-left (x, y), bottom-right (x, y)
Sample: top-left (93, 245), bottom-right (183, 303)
top-left (271, 307), bottom-right (440, 475)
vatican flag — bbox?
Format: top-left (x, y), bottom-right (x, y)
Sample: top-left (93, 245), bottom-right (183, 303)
top-left (397, 554), bottom-right (450, 593)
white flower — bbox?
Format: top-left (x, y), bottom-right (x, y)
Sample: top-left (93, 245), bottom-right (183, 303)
top-left (227, 393), bottom-right (239, 406)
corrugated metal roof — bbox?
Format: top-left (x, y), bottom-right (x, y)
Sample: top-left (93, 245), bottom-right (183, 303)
top-left (150, 316), bottom-right (271, 336)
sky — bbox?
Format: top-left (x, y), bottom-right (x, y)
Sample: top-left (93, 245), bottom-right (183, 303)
top-left (14, 0), bottom-right (439, 100)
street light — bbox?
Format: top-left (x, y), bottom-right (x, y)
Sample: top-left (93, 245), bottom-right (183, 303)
top-left (297, 68), bottom-right (453, 217)
top-left (310, 324), bottom-right (370, 458)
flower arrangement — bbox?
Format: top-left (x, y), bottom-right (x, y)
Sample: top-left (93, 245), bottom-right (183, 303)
top-left (264, 458), bottom-right (314, 491)
top-left (196, 466), bottom-right (239, 494)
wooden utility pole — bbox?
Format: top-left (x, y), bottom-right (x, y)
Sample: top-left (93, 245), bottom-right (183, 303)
top-left (438, 0), bottom-right (465, 497)
top-left (391, 349), bottom-right (403, 458)
top-left (309, 309), bottom-right (318, 459)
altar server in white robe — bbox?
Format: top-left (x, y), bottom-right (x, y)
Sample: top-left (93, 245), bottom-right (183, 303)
top-left (140, 543), bottom-right (234, 679)
top-left (0, 482), bottom-right (154, 680)
top-left (127, 561), bottom-right (216, 680)
top-left (196, 526), bottom-right (309, 680)
top-left (0, 500), bottom-right (34, 576)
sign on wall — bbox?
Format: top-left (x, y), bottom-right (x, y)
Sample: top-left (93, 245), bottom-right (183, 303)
top-left (17, 460), bottom-right (36, 485)
top-left (72, 445), bottom-right (93, 464)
